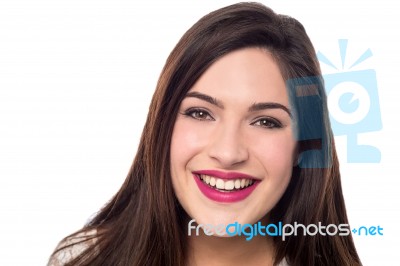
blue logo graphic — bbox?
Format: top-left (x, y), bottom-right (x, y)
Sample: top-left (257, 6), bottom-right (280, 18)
top-left (318, 39), bottom-right (382, 163)
top-left (286, 40), bottom-right (382, 167)
top-left (286, 76), bottom-right (331, 168)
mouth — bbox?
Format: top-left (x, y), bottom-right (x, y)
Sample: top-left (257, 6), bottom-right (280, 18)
top-left (197, 174), bottom-right (256, 192)
top-left (192, 170), bottom-right (260, 203)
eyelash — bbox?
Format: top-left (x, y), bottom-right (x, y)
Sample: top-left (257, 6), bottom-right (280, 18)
top-left (251, 117), bottom-right (283, 129)
top-left (182, 108), bottom-right (283, 129)
top-left (182, 108), bottom-right (214, 121)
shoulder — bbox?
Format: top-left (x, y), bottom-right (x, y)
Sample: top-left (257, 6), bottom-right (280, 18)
top-left (47, 229), bottom-right (97, 266)
top-left (277, 257), bottom-right (289, 266)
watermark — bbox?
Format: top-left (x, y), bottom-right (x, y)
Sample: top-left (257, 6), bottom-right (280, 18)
top-left (318, 39), bottom-right (382, 163)
top-left (287, 39), bottom-right (382, 168)
top-left (188, 219), bottom-right (383, 241)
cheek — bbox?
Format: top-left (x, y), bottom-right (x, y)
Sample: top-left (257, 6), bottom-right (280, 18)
top-left (170, 118), bottom-right (210, 180)
top-left (170, 119), bottom-right (211, 211)
top-left (171, 120), bottom-right (201, 166)
top-left (249, 130), bottom-right (296, 176)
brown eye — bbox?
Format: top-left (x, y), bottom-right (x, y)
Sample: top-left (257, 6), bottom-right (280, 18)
top-left (251, 117), bottom-right (282, 129)
top-left (183, 108), bottom-right (214, 121)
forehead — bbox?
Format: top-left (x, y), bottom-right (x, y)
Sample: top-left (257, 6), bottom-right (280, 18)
top-left (188, 47), bottom-right (288, 105)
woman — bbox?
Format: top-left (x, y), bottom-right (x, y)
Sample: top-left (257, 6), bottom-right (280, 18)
top-left (48, 2), bottom-right (362, 265)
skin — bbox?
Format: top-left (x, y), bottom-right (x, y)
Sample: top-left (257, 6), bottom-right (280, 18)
top-left (170, 47), bottom-right (297, 265)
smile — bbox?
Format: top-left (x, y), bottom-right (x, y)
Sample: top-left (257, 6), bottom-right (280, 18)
top-left (192, 170), bottom-right (260, 203)
top-left (198, 174), bottom-right (255, 191)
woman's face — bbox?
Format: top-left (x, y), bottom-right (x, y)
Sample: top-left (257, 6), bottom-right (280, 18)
top-left (170, 47), bottom-right (297, 228)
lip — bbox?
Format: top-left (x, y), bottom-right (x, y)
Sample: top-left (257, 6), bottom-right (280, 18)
top-left (193, 169), bottom-right (259, 180)
top-left (192, 170), bottom-right (260, 203)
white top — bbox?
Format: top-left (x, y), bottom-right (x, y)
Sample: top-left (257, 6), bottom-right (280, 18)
top-left (48, 230), bottom-right (289, 265)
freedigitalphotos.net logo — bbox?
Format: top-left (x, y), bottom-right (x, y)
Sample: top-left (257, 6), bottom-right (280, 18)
top-left (287, 39), bottom-right (382, 167)
top-left (188, 219), bottom-right (383, 241)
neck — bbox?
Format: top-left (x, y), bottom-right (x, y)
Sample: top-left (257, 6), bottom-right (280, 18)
top-left (186, 230), bottom-right (275, 266)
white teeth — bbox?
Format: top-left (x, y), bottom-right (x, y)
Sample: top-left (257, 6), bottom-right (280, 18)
top-left (216, 179), bottom-right (224, 189)
top-left (224, 180), bottom-right (234, 190)
top-left (199, 175), bottom-right (255, 191)
top-left (210, 177), bottom-right (216, 186)
top-left (234, 179), bottom-right (241, 189)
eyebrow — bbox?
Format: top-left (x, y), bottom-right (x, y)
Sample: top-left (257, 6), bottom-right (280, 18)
top-left (185, 91), bottom-right (224, 108)
top-left (249, 102), bottom-right (292, 118)
top-left (185, 91), bottom-right (292, 117)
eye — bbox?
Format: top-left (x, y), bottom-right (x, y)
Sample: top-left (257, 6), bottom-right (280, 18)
top-left (251, 117), bottom-right (282, 129)
top-left (182, 108), bottom-right (214, 121)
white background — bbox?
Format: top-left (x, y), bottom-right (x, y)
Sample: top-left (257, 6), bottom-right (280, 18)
top-left (0, 0), bottom-right (399, 265)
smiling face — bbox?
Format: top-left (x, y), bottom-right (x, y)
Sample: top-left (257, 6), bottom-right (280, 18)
top-left (170, 47), bottom-right (297, 228)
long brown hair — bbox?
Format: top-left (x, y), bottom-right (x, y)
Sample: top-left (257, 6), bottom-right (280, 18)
top-left (49, 2), bottom-right (362, 265)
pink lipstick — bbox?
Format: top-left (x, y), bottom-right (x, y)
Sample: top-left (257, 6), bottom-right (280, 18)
top-left (192, 170), bottom-right (260, 203)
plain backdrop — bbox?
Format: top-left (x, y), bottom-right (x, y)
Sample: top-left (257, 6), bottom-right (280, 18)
top-left (0, 0), bottom-right (399, 265)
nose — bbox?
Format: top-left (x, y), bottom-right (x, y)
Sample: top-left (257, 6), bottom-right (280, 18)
top-left (207, 123), bottom-right (249, 167)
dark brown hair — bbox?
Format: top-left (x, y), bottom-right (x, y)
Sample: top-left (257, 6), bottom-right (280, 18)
top-left (49, 2), bottom-right (361, 265)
